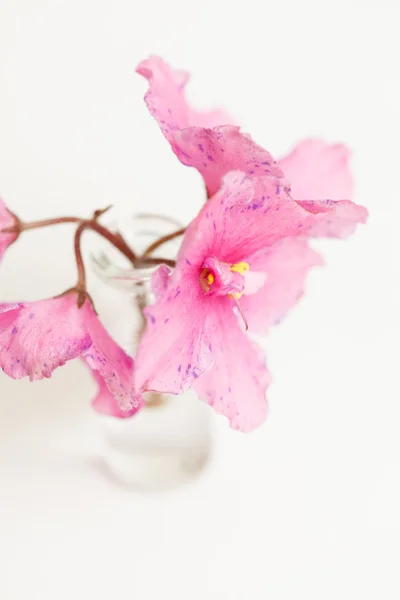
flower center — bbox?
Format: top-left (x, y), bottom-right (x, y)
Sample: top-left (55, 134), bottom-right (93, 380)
top-left (199, 258), bottom-right (250, 298)
top-left (199, 258), bottom-right (250, 330)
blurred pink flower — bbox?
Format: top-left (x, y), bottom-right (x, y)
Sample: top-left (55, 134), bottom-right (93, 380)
top-left (137, 56), bottom-right (353, 201)
top-left (0, 198), bottom-right (18, 263)
top-left (0, 293), bottom-right (143, 415)
top-left (135, 172), bottom-right (367, 431)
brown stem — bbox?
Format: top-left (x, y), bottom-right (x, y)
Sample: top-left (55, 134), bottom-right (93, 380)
top-left (24, 216), bottom-right (82, 230)
top-left (1, 209), bottom-right (111, 235)
top-left (142, 227), bottom-right (185, 257)
top-left (1, 209), bottom-right (175, 269)
top-left (84, 221), bottom-right (175, 268)
top-left (88, 221), bottom-right (137, 265)
top-left (20, 216), bottom-right (81, 233)
top-left (137, 256), bottom-right (176, 269)
top-left (93, 205), bottom-right (112, 220)
top-left (78, 220), bottom-right (175, 267)
top-left (74, 223), bottom-right (88, 307)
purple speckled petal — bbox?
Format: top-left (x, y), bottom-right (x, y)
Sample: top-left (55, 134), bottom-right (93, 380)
top-left (136, 55), bottom-right (234, 139)
top-left (0, 197), bottom-right (18, 263)
top-left (193, 299), bottom-right (270, 432)
top-left (171, 125), bottom-right (283, 197)
top-left (90, 367), bottom-right (141, 419)
top-left (178, 171), bottom-right (367, 269)
top-left (135, 273), bottom-right (213, 395)
top-left (136, 56), bottom-right (282, 196)
top-left (81, 301), bottom-right (142, 412)
top-left (0, 293), bottom-right (142, 415)
top-left (0, 295), bottom-right (91, 381)
top-left (295, 199), bottom-right (368, 238)
top-left (279, 139), bottom-right (353, 201)
top-left (177, 171), bottom-right (305, 267)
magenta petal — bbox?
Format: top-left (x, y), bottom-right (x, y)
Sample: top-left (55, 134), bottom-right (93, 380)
top-left (279, 139), bottom-right (353, 201)
top-left (0, 296), bottom-right (92, 380)
top-left (90, 368), bottom-right (140, 419)
top-left (79, 302), bottom-right (142, 412)
top-left (241, 238), bottom-right (324, 333)
top-left (193, 300), bottom-right (270, 432)
top-left (172, 126), bottom-right (283, 197)
top-left (136, 55), bottom-right (234, 139)
top-left (135, 275), bottom-right (213, 394)
top-left (0, 197), bottom-right (18, 262)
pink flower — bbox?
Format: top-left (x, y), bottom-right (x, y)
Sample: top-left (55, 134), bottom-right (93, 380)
top-left (137, 55), bottom-right (366, 337)
top-left (135, 172), bottom-right (367, 432)
top-left (0, 198), bottom-right (18, 262)
top-left (0, 293), bottom-right (143, 415)
top-left (137, 56), bottom-right (283, 196)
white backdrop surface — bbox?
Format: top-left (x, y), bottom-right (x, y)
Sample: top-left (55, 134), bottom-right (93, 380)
top-left (0, 1), bottom-right (399, 599)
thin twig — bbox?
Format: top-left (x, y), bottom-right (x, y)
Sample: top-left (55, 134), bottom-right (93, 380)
top-left (93, 205), bottom-right (113, 220)
top-left (1, 208), bottom-right (176, 272)
top-left (20, 216), bottom-right (81, 231)
top-left (88, 221), bottom-right (137, 265)
top-left (136, 256), bottom-right (176, 268)
top-left (74, 223), bottom-right (88, 306)
top-left (142, 227), bottom-right (185, 257)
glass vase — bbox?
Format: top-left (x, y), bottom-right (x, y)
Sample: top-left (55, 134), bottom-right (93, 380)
top-left (90, 213), bottom-right (214, 492)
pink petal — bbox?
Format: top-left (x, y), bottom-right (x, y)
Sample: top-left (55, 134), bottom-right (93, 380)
top-left (171, 125), bottom-right (283, 197)
top-left (178, 171), bottom-right (310, 267)
top-left (0, 296), bottom-right (92, 380)
top-left (193, 300), bottom-right (270, 432)
top-left (151, 264), bottom-right (171, 299)
top-left (136, 55), bottom-right (234, 139)
top-left (243, 270), bottom-right (267, 295)
top-left (90, 367), bottom-right (140, 419)
top-left (81, 302), bottom-right (142, 412)
top-left (296, 199), bottom-right (368, 238)
top-left (135, 273), bottom-right (213, 394)
top-left (0, 198), bottom-right (18, 261)
top-left (0, 294), bottom-right (142, 414)
top-left (241, 238), bottom-right (324, 334)
top-left (178, 171), bottom-right (367, 271)
top-left (136, 57), bottom-right (282, 196)
top-left (279, 139), bottom-right (353, 201)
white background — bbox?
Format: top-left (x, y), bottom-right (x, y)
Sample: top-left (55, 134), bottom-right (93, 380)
top-left (0, 0), bottom-right (399, 598)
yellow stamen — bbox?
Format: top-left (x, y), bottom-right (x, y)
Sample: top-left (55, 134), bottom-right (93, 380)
top-left (231, 261), bottom-right (250, 275)
top-left (200, 268), bottom-right (215, 292)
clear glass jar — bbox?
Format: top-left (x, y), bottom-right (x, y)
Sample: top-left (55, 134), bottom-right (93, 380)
top-left (90, 213), bottom-right (214, 492)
